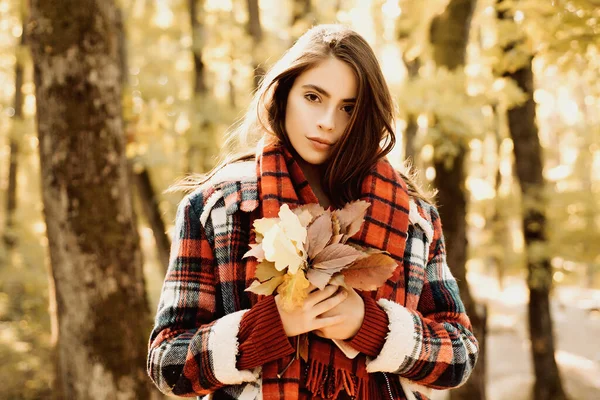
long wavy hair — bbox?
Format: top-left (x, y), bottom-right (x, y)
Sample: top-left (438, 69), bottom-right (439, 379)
top-left (170, 24), bottom-right (432, 206)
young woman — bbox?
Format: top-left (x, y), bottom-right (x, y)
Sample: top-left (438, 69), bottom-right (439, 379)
top-left (147, 24), bottom-right (479, 400)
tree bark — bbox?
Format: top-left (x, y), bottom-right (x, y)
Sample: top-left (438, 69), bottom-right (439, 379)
top-left (28, 1), bottom-right (152, 399)
top-left (3, 16), bottom-right (26, 248)
top-left (246, 0), bottom-right (265, 89)
top-left (505, 61), bottom-right (567, 400)
top-left (430, 1), bottom-right (486, 400)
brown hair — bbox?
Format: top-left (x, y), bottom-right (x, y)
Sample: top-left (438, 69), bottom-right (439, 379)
top-left (170, 24), bottom-right (433, 205)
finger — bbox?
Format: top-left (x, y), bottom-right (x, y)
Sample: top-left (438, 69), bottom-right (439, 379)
top-left (311, 288), bottom-right (348, 317)
top-left (313, 315), bottom-right (345, 331)
top-left (304, 284), bottom-right (339, 309)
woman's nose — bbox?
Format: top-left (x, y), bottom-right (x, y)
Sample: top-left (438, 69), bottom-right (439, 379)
top-left (317, 108), bottom-right (336, 132)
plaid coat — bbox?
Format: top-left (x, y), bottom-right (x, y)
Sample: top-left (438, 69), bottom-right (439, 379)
top-left (147, 146), bottom-right (479, 400)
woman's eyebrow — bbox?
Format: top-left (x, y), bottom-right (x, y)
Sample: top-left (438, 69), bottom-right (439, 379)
top-left (301, 84), bottom-right (356, 103)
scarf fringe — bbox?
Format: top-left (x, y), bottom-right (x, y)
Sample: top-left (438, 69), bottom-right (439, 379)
top-left (304, 358), bottom-right (372, 399)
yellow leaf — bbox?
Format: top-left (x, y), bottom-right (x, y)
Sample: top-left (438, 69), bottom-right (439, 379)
top-left (277, 272), bottom-right (310, 311)
top-left (245, 276), bottom-right (285, 295)
top-left (253, 218), bottom-right (278, 237)
top-left (263, 224), bottom-right (305, 273)
top-left (255, 260), bottom-right (283, 281)
top-left (279, 204), bottom-right (307, 247)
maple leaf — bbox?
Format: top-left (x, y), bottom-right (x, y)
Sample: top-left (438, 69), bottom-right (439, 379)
top-left (253, 218), bottom-right (278, 243)
top-left (263, 224), bottom-right (305, 274)
top-left (312, 243), bottom-right (364, 270)
top-left (306, 213), bottom-right (333, 259)
top-left (342, 253), bottom-right (398, 291)
top-left (243, 243), bottom-right (265, 261)
top-left (245, 276), bottom-right (285, 295)
top-left (279, 204), bottom-right (307, 248)
top-left (334, 200), bottom-right (370, 242)
top-left (277, 272), bottom-right (310, 311)
top-left (255, 260), bottom-right (283, 281)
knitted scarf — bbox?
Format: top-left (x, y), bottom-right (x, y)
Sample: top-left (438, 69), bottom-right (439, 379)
top-left (255, 143), bottom-right (411, 400)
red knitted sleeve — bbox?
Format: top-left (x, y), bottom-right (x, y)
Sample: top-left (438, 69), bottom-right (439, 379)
top-left (236, 296), bottom-right (295, 370)
top-left (346, 294), bottom-right (389, 357)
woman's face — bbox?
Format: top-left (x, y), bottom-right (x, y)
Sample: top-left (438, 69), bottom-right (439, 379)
top-left (285, 57), bottom-right (358, 166)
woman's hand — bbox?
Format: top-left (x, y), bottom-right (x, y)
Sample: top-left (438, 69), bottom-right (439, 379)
top-left (314, 287), bottom-right (365, 340)
top-left (275, 284), bottom-right (348, 337)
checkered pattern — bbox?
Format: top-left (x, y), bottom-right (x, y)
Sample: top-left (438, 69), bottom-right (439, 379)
top-left (146, 144), bottom-right (478, 399)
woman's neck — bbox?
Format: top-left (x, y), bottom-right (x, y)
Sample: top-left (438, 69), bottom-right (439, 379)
top-left (297, 158), bottom-right (331, 209)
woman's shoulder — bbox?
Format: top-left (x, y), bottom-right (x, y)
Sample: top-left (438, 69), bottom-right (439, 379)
top-left (184, 160), bottom-right (259, 220)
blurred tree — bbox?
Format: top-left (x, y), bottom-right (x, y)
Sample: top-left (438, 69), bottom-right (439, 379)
top-left (116, 7), bottom-right (171, 272)
top-left (188, 0), bottom-right (219, 173)
top-left (3, 0), bottom-right (26, 249)
top-left (28, 1), bottom-right (152, 398)
top-left (496, 1), bottom-right (567, 399)
top-left (246, 0), bottom-right (264, 88)
top-left (429, 1), bottom-right (487, 400)
top-left (290, 0), bottom-right (315, 43)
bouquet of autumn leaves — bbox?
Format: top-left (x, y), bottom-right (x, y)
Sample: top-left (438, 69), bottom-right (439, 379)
top-left (243, 201), bottom-right (398, 312)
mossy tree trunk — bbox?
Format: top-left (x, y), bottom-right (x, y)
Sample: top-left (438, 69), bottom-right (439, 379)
top-left (496, 2), bottom-right (567, 398)
top-left (504, 58), bottom-right (567, 400)
top-left (29, 1), bottom-right (152, 398)
top-left (430, 1), bottom-right (487, 400)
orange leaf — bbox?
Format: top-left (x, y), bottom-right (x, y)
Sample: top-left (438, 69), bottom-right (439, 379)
top-left (306, 213), bottom-right (333, 259)
top-left (299, 334), bottom-right (309, 362)
top-left (342, 253), bottom-right (398, 291)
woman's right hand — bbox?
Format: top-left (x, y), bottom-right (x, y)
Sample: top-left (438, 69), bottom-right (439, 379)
top-left (275, 284), bottom-right (348, 337)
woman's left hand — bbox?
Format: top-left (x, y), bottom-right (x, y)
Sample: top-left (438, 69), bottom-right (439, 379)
top-left (314, 287), bottom-right (365, 340)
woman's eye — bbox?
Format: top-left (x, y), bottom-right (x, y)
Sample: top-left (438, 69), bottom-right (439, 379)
top-left (342, 105), bottom-right (354, 115)
top-left (305, 93), bottom-right (320, 102)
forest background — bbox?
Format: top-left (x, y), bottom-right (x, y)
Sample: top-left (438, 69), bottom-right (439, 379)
top-left (0, 0), bottom-right (599, 399)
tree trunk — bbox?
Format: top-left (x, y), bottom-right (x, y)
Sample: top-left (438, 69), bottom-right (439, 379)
top-left (291, 0), bottom-right (312, 31)
top-left (401, 56), bottom-right (420, 163)
top-left (133, 169), bottom-right (170, 272)
top-left (3, 17), bottom-right (26, 248)
top-left (116, 7), bottom-right (171, 273)
top-left (495, 2), bottom-right (567, 398)
top-left (246, 0), bottom-right (264, 89)
top-left (189, 0), bottom-right (218, 173)
top-left (430, 1), bottom-right (486, 400)
top-left (28, 1), bottom-right (152, 399)
top-left (505, 61), bottom-right (567, 400)
top-left (290, 0), bottom-right (313, 44)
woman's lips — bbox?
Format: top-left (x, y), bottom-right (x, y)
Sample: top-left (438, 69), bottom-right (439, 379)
top-left (307, 137), bottom-right (334, 150)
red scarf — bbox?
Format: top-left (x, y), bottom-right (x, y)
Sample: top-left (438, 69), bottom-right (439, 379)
top-left (255, 142), bottom-right (411, 399)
